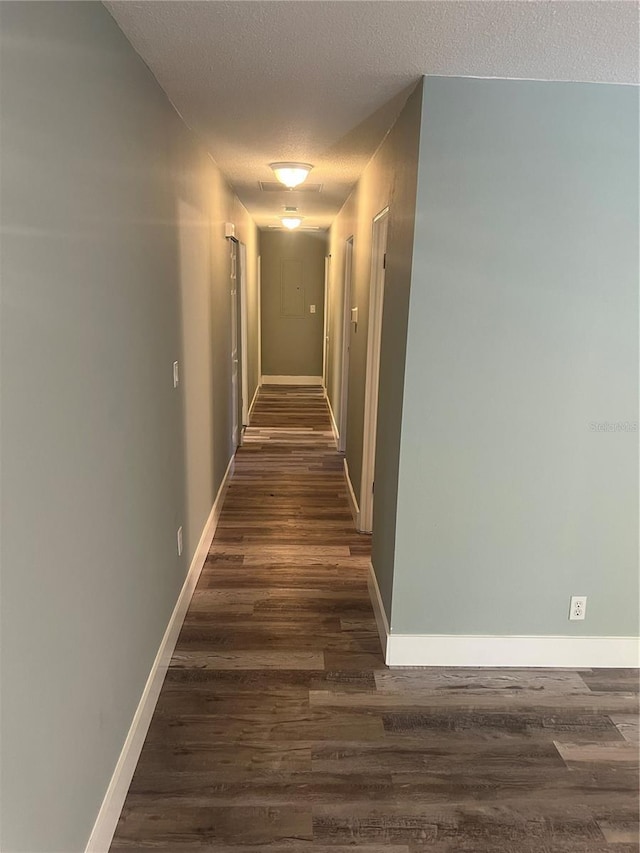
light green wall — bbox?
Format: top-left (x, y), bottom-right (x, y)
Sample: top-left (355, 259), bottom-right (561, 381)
top-left (326, 196), bottom-right (356, 425)
top-left (391, 76), bottom-right (639, 636)
top-left (0, 3), bottom-right (257, 851)
top-left (260, 230), bottom-right (327, 377)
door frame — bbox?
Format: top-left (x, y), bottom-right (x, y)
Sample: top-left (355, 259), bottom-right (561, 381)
top-left (338, 236), bottom-right (354, 454)
top-left (239, 241), bottom-right (249, 427)
top-left (322, 255), bottom-right (330, 390)
top-left (227, 237), bottom-right (246, 446)
top-left (257, 255), bottom-right (262, 386)
top-left (359, 207), bottom-right (389, 533)
top-left (229, 238), bottom-right (240, 448)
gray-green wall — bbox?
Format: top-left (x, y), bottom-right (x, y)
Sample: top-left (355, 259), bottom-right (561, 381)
top-left (391, 77), bottom-right (639, 636)
top-left (260, 230), bottom-right (327, 377)
top-left (326, 82), bottom-right (423, 605)
top-left (0, 3), bottom-right (258, 851)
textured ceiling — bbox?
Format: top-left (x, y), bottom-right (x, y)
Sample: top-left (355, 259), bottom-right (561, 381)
top-left (105, 1), bottom-right (639, 229)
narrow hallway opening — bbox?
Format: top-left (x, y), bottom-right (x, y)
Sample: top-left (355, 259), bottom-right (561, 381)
top-left (111, 384), bottom-right (381, 847)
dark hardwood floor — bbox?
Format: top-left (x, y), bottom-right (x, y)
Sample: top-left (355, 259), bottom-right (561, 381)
top-left (111, 385), bottom-right (639, 852)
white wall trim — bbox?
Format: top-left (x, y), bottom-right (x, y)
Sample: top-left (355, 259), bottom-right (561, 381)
top-left (343, 457), bottom-right (360, 528)
top-left (239, 242), bottom-right (250, 427)
top-left (85, 453), bottom-right (236, 853)
top-left (247, 383), bottom-right (260, 423)
top-left (367, 563), bottom-right (390, 660)
top-left (385, 632), bottom-right (640, 669)
top-left (322, 255), bottom-right (330, 389)
top-left (338, 237), bottom-right (354, 454)
top-left (364, 564), bottom-right (639, 668)
top-left (359, 207), bottom-right (389, 533)
top-left (261, 375), bottom-right (324, 385)
top-left (257, 255), bottom-right (262, 382)
top-left (325, 390), bottom-right (339, 447)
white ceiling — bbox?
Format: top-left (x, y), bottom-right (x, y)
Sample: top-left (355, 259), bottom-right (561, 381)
top-left (105, 1), bottom-right (639, 229)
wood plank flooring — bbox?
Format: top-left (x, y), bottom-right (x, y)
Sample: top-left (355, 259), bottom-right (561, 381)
top-left (111, 385), bottom-right (639, 852)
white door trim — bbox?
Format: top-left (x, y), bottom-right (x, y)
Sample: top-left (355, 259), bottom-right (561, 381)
top-left (322, 255), bottom-right (330, 389)
top-left (338, 237), bottom-right (354, 454)
top-left (257, 255), bottom-right (262, 385)
top-left (359, 207), bottom-right (389, 533)
top-left (239, 242), bottom-right (249, 426)
top-left (229, 239), bottom-right (239, 448)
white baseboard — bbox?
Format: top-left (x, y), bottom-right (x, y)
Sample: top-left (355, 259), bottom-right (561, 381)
top-left (365, 563), bottom-right (639, 668)
top-left (343, 457), bottom-right (360, 528)
top-left (385, 634), bottom-right (640, 669)
top-left (367, 563), bottom-right (390, 660)
top-left (325, 391), bottom-right (339, 447)
top-left (85, 453), bottom-right (235, 853)
top-left (247, 383), bottom-right (260, 423)
top-left (261, 375), bottom-right (323, 385)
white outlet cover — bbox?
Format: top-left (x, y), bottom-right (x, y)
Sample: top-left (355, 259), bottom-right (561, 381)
top-left (569, 595), bottom-right (587, 620)
top-left (310, 304), bottom-right (316, 313)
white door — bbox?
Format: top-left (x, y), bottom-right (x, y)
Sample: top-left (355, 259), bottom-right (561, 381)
top-left (230, 239), bottom-right (240, 448)
top-left (359, 208), bottom-right (388, 533)
top-left (338, 237), bottom-right (354, 454)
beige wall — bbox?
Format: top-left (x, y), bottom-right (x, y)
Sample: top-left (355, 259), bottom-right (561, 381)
top-left (0, 4), bottom-right (258, 851)
top-left (326, 83), bottom-right (423, 618)
top-left (260, 230), bottom-right (327, 377)
top-left (234, 197), bottom-right (261, 407)
top-left (177, 167), bottom-right (258, 567)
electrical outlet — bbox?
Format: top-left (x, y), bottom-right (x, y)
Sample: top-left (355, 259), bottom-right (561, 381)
top-left (569, 595), bottom-right (587, 621)
top-left (173, 360), bottom-right (179, 388)
top-left (177, 526), bottom-right (183, 557)
top-left (310, 304), bottom-right (316, 314)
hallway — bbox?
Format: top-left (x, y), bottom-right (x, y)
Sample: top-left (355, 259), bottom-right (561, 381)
top-left (2, 5), bottom-right (638, 850)
top-left (110, 387), bottom-right (638, 852)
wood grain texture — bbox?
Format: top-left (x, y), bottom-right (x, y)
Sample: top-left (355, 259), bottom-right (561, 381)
top-left (610, 713), bottom-right (640, 743)
top-left (170, 650), bottom-right (325, 670)
top-left (111, 386), bottom-right (640, 852)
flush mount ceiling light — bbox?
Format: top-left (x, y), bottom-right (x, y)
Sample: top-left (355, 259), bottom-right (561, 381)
top-left (270, 162), bottom-right (313, 189)
top-left (281, 216), bottom-right (303, 230)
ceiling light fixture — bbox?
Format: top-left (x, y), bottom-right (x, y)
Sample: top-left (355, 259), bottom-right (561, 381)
top-left (281, 216), bottom-right (303, 230)
top-left (270, 162), bottom-right (313, 189)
